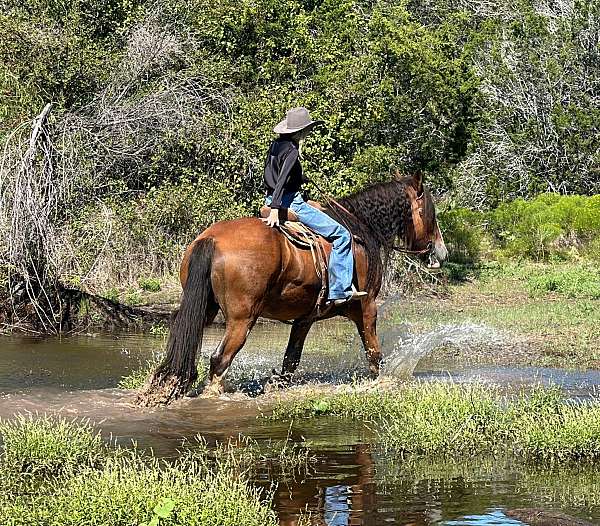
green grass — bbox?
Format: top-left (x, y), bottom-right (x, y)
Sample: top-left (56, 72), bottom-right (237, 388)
top-left (0, 414), bottom-right (106, 476)
top-left (526, 266), bottom-right (600, 299)
top-left (118, 357), bottom-right (163, 389)
top-left (118, 356), bottom-right (207, 390)
top-left (2, 454), bottom-right (276, 526)
top-left (270, 382), bottom-right (600, 461)
top-left (139, 277), bottom-right (162, 293)
top-left (0, 417), bottom-right (277, 526)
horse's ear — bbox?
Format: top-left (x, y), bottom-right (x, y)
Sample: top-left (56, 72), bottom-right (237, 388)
top-left (413, 172), bottom-right (424, 194)
top-left (393, 169), bottom-right (403, 181)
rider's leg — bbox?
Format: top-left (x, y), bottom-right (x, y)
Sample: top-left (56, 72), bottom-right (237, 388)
top-left (287, 193), bottom-right (354, 300)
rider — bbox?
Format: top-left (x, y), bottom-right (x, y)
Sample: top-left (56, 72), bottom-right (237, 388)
top-left (262, 107), bottom-right (367, 306)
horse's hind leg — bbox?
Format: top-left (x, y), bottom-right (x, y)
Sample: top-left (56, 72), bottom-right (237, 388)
top-left (349, 299), bottom-right (381, 377)
top-left (204, 316), bottom-right (255, 396)
top-left (281, 319), bottom-right (314, 377)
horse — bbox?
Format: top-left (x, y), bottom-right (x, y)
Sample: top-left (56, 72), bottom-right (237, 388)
top-left (136, 173), bottom-right (447, 406)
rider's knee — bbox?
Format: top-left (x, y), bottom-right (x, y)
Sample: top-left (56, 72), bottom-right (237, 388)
top-left (337, 226), bottom-right (351, 245)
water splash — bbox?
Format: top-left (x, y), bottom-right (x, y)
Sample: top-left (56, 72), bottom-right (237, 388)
top-left (379, 322), bottom-right (508, 378)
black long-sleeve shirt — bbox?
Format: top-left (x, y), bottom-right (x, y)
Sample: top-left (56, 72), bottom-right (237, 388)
top-left (263, 137), bottom-right (308, 209)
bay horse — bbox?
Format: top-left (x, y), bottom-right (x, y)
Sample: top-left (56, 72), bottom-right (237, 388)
top-left (137, 173), bottom-right (447, 406)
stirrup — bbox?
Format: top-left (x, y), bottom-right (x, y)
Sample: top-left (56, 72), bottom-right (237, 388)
top-left (328, 290), bottom-right (367, 306)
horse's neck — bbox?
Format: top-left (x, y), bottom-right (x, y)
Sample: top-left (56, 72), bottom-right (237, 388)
top-left (360, 193), bottom-right (411, 247)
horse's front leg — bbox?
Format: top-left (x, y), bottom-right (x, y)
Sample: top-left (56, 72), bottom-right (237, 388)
top-left (349, 299), bottom-right (381, 377)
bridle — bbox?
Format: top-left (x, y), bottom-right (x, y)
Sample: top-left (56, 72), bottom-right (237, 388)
top-left (391, 190), bottom-right (435, 260)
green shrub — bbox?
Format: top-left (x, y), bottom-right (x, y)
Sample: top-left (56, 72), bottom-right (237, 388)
top-left (438, 208), bottom-right (487, 263)
top-left (125, 288), bottom-right (143, 306)
top-left (65, 178), bottom-right (250, 291)
top-left (526, 267), bottom-right (600, 299)
top-left (488, 194), bottom-right (600, 261)
top-left (0, 414), bottom-right (105, 475)
top-left (102, 287), bottom-right (120, 302)
top-left (139, 277), bottom-right (161, 292)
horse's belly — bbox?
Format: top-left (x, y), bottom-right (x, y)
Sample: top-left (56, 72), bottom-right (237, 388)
top-left (260, 281), bottom-right (320, 321)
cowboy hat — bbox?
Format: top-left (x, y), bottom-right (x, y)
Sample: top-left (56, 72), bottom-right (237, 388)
top-left (273, 107), bottom-right (323, 134)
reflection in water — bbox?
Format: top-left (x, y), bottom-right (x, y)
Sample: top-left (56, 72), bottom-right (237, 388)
top-left (444, 509), bottom-right (525, 525)
top-left (323, 485), bottom-right (351, 526)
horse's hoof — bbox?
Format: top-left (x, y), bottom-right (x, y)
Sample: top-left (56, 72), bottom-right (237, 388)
top-left (266, 371), bottom-right (293, 393)
top-left (200, 378), bottom-right (225, 398)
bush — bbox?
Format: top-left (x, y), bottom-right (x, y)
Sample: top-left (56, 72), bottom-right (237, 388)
top-left (489, 194), bottom-right (600, 261)
top-left (63, 177), bottom-right (250, 290)
top-left (526, 267), bottom-right (600, 299)
top-left (139, 277), bottom-right (161, 292)
top-left (437, 207), bottom-right (487, 264)
top-left (438, 195), bottom-right (600, 266)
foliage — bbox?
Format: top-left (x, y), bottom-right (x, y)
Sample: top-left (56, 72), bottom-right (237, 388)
top-left (139, 497), bottom-right (176, 526)
top-left (139, 277), bottom-right (162, 293)
top-left (0, 0), bottom-right (132, 127)
top-left (1, 0), bottom-right (599, 301)
top-left (440, 194), bottom-right (600, 265)
top-left (437, 207), bottom-right (487, 264)
top-left (489, 193), bottom-right (600, 260)
top-left (454, 0), bottom-right (600, 204)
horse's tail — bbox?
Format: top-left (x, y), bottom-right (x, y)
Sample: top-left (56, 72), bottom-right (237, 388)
top-left (136, 238), bottom-right (215, 406)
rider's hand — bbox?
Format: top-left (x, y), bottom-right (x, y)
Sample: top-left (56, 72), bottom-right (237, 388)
top-left (262, 208), bottom-right (280, 228)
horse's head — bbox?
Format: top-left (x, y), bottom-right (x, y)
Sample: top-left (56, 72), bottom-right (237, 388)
top-left (403, 173), bottom-right (448, 269)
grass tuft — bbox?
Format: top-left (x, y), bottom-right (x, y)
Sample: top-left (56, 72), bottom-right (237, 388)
top-left (119, 356), bottom-right (206, 390)
top-left (0, 414), bottom-right (106, 476)
top-left (2, 454), bottom-right (276, 526)
top-left (118, 357), bottom-right (163, 389)
top-left (0, 420), bottom-right (277, 526)
top-left (526, 266), bottom-right (600, 299)
top-left (270, 382), bottom-right (600, 461)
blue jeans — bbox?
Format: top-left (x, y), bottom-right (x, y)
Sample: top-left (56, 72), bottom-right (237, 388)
top-left (265, 192), bottom-right (353, 300)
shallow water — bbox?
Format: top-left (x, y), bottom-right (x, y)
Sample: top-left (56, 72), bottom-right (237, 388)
top-left (1, 322), bottom-right (599, 525)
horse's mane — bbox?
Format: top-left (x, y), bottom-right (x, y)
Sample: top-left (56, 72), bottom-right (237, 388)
top-left (325, 177), bottom-right (416, 291)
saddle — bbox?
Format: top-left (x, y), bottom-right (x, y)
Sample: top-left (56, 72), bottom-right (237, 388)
top-left (259, 202), bottom-right (330, 309)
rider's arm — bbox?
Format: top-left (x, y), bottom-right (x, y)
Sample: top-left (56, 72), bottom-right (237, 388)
top-left (270, 146), bottom-right (299, 209)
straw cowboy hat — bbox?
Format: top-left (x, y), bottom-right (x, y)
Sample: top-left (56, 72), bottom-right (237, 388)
top-left (273, 107), bottom-right (323, 134)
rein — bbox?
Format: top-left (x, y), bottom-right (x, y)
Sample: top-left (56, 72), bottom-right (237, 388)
top-left (307, 179), bottom-right (360, 232)
top-left (391, 243), bottom-right (431, 255)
